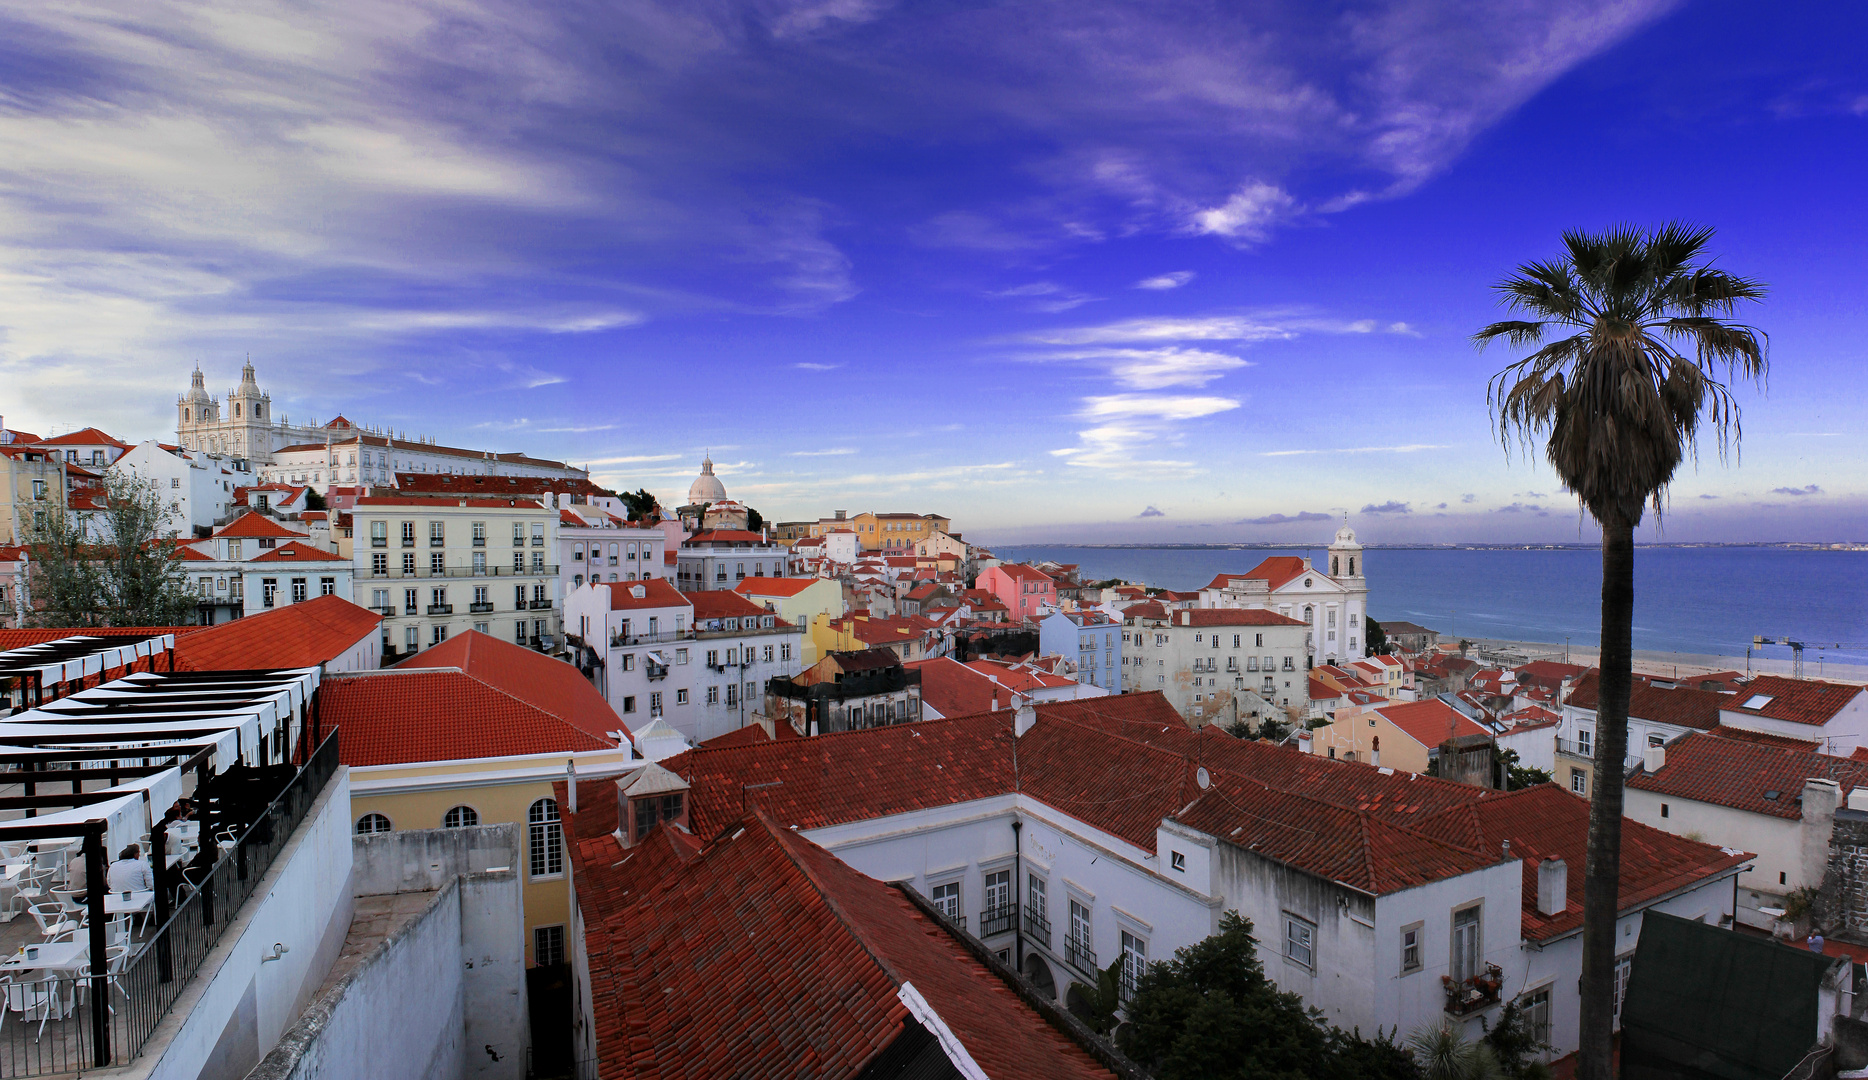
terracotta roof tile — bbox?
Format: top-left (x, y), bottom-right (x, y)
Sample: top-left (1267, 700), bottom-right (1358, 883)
top-left (1725, 675), bottom-right (1866, 728)
top-left (212, 512), bottom-right (307, 539)
top-left (1566, 669), bottom-right (1727, 731)
top-left (1628, 730), bottom-right (1868, 820)
top-left (172, 595), bottom-right (379, 671)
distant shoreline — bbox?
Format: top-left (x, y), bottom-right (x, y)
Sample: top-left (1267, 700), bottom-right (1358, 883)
top-left (1435, 636), bottom-right (1868, 685)
top-left (992, 542), bottom-right (1867, 552)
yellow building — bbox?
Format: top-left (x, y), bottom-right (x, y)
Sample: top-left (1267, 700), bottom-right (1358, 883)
top-left (1307, 697), bottom-right (1490, 774)
top-left (913, 530), bottom-right (968, 561)
top-left (0, 443), bottom-right (65, 546)
top-left (810, 511), bottom-right (952, 552)
top-left (734, 576), bottom-right (845, 666)
top-left (323, 630), bottom-right (639, 968)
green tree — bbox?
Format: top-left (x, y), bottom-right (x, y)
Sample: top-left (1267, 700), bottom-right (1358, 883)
top-left (1124, 911), bottom-right (1420, 1080)
top-left (1407, 1021), bottom-right (1501, 1080)
top-left (1365, 617), bottom-right (1389, 655)
top-left (618, 488), bottom-right (659, 522)
top-left (1497, 748), bottom-right (1552, 791)
top-left (303, 488), bottom-right (327, 511)
top-left (25, 473), bottom-right (197, 628)
top-left (1064, 958), bottom-right (1125, 1036)
top-left (1475, 223), bottom-right (1766, 1079)
top-left (746, 507), bottom-right (764, 533)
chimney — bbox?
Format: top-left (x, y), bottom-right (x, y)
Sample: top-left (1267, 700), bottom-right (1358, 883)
top-left (1804, 778), bottom-right (1842, 892)
top-left (1014, 703), bottom-right (1037, 738)
top-left (1642, 744), bottom-right (1666, 772)
top-left (1537, 858), bottom-right (1567, 916)
top-left (566, 758), bottom-right (578, 812)
top-left (1849, 787), bottom-right (1868, 813)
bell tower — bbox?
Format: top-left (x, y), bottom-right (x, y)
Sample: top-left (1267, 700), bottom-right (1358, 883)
top-left (227, 359), bottom-right (274, 459)
top-left (177, 365), bottom-right (218, 449)
top-left (1329, 519), bottom-right (1362, 580)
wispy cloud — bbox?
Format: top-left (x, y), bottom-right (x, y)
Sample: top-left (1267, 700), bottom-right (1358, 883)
top-left (1360, 501), bottom-right (1410, 514)
top-left (1238, 511), bottom-right (1330, 525)
top-left (1188, 181), bottom-right (1297, 245)
top-left (1051, 393), bottom-right (1241, 473)
top-left (1771, 484), bottom-right (1823, 496)
top-left (586, 454), bottom-right (683, 465)
top-left (989, 282), bottom-right (1097, 313)
top-left (1135, 271), bottom-right (1195, 290)
top-left (537, 424), bottom-right (618, 434)
top-left (794, 362), bottom-right (841, 371)
top-left (1494, 503), bottom-right (1550, 516)
top-left (1460, 494), bottom-right (1477, 504)
top-left (788, 447), bottom-right (857, 457)
top-left (1136, 505), bottom-right (1165, 518)
top-left (1262, 444), bottom-right (1449, 457)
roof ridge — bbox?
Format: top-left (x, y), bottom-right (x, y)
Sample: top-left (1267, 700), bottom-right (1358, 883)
top-left (757, 813), bottom-right (916, 993)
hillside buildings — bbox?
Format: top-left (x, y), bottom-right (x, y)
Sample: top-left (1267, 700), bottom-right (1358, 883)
top-left (1121, 604), bottom-right (1311, 727)
top-left (1038, 609), bottom-right (1122, 691)
top-left (1199, 524), bottom-right (1370, 668)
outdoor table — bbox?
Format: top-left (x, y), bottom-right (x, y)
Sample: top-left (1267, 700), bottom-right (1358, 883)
top-left (104, 891), bottom-right (154, 917)
top-left (0, 940), bottom-right (88, 974)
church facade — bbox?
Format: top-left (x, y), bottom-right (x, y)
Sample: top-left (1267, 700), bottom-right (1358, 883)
top-left (176, 363), bottom-right (587, 493)
top-left (1197, 525), bottom-right (1371, 668)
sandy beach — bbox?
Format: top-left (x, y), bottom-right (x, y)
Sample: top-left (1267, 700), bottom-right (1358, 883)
top-left (1457, 637), bottom-right (1868, 685)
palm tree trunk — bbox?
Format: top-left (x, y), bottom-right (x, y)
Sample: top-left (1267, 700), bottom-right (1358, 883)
top-left (1578, 511), bottom-right (1635, 1079)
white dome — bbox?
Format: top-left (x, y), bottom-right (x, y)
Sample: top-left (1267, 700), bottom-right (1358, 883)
top-left (1332, 524), bottom-right (1359, 546)
top-left (687, 455), bottom-right (727, 504)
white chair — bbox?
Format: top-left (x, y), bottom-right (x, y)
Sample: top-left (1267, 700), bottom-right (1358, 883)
top-left (27, 904), bottom-right (78, 943)
top-left (12, 868), bottom-right (54, 910)
top-left (2, 976), bottom-right (66, 1039)
top-left (50, 888), bottom-right (85, 922)
top-left (76, 946), bottom-right (129, 1015)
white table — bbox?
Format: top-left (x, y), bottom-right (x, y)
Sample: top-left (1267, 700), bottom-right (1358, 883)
top-left (103, 892), bottom-right (153, 917)
top-left (0, 941), bottom-right (88, 974)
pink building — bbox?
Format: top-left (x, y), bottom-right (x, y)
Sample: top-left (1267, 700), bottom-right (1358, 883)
top-left (975, 562), bottom-right (1056, 621)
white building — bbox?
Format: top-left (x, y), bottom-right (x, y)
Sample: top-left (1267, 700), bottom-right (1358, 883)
top-left (112, 439), bottom-right (254, 536)
top-left (1716, 675), bottom-right (1868, 757)
top-left (558, 507), bottom-right (665, 591)
top-left (1199, 525), bottom-right (1371, 668)
top-left (674, 530), bottom-right (788, 592)
top-left (563, 579), bottom-right (804, 744)
top-left (1121, 605), bottom-right (1311, 726)
top-left (346, 496), bottom-right (561, 661)
top-left (180, 512), bottom-right (352, 623)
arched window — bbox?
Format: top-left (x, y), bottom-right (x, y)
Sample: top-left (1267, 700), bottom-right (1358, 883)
top-left (1303, 606), bottom-right (1313, 624)
top-left (355, 812), bottom-right (392, 835)
top-left (443, 805), bottom-right (479, 828)
top-left (528, 798), bottom-right (563, 878)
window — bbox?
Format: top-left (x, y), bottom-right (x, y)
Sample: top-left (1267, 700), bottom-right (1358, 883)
top-left (725, 685), bottom-right (737, 708)
top-left (984, 869), bottom-right (1011, 913)
top-left (633, 793), bottom-right (685, 839)
top-left (291, 578), bottom-right (307, 603)
top-left (706, 686), bottom-right (719, 705)
top-left (622, 696), bottom-right (636, 714)
top-left (513, 522), bottom-right (525, 547)
top-left (1521, 986), bottom-right (1552, 1044)
top-left (405, 626), bottom-right (419, 650)
top-left (1577, 728), bottom-right (1593, 756)
top-left (372, 552), bottom-right (388, 576)
top-left (403, 588), bottom-right (418, 615)
top-left (403, 552), bottom-right (416, 575)
top-left (1285, 913), bottom-right (1316, 970)
top-left (932, 881), bottom-right (961, 921)
top-left (428, 552), bottom-right (443, 574)
top-left (1612, 956), bottom-right (1632, 1030)
top-left (429, 521), bottom-right (445, 546)
top-left (371, 520), bottom-right (388, 547)
top-left (1401, 922), bottom-right (1423, 974)
top-left (650, 691), bottom-right (663, 717)
top-left (1120, 931), bottom-right (1147, 999)
top-left (1028, 874), bottom-right (1047, 922)
top-left (1069, 899), bottom-right (1091, 949)
top-left (355, 813), bottom-right (393, 835)
top-left (320, 577), bottom-right (335, 596)
top-left (1170, 851), bottom-right (1185, 872)
top-left (531, 523), bottom-right (545, 546)
top-left (676, 648), bottom-right (688, 665)
top-left (1451, 904), bottom-right (1482, 984)
top-left (401, 521), bottom-right (416, 547)
top-left (675, 688), bottom-right (689, 705)
top-left (262, 578), bottom-right (278, 608)
top-left (472, 521), bottom-right (486, 546)
top-left (443, 805), bottom-right (479, 828)
top-left (534, 925), bottom-right (565, 968)
top-left (1647, 733), bottom-right (1664, 748)
top-left (1570, 768), bottom-right (1588, 795)
top-left (528, 799), bottom-right (563, 878)
top-left (1660, 803), bottom-right (1669, 818)
top-left (763, 644), bottom-right (774, 664)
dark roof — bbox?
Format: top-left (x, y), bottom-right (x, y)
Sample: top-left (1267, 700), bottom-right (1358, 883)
top-left (1567, 668), bottom-right (1725, 731)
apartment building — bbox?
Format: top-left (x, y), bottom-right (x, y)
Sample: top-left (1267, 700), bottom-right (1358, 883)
top-left (113, 439), bottom-right (254, 535)
top-left (559, 508), bottom-right (665, 590)
top-left (564, 579), bottom-right (805, 744)
top-left (181, 511), bottom-right (353, 623)
top-left (0, 443), bottom-right (63, 544)
top-left (808, 509), bottom-right (953, 552)
top-left (1038, 609), bottom-right (1123, 691)
top-left (673, 529), bottom-right (787, 592)
top-left (349, 496), bottom-right (560, 662)
top-left (1122, 605), bottom-right (1311, 726)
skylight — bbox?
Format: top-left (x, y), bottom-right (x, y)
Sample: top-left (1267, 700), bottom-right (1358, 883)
top-left (1742, 694), bottom-right (1775, 710)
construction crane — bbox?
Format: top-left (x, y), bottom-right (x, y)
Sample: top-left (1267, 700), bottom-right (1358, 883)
top-left (1751, 636), bottom-right (1868, 678)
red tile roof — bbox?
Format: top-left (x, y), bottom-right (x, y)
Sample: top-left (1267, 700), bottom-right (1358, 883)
top-left (212, 512), bottom-right (306, 539)
top-left (248, 541), bottom-right (345, 562)
top-left (683, 530), bottom-right (767, 544)
top-left (1566, 668), bottom-right (1725, 731)
top-left (1628, 730), bottom-right (1868, 820)
top-left (991, 563), bottom-right (1054, 583)
top-left (1207, 556), bottom-right (1312, 592)
top-left (172, 595), bottom-right (380, 671)
top-left (325, 668), bottom-right (616, 767)
top-left (35, 428), bottom-right (131, 449)
top-left (732, 577), bottom-right (821, 599)
top-left (397, 631), bottom-right (625, 744)
top-left (353, 495), bottom-right (546, 509)
top-left (906, 657), bottom-right (1012, 717)
top-left (1709, 726), bottom-right (1820, 752)
top-left (566, 811), bottom-right (1115, 1080)
top-left (594, 577), bottom-right (687, 611)
top-left (0, 626), bottom-right (203, 651)
top-left (687, 589), bottom-right (788, 624)
top-left (1375, 698), bottom-right (1491, 748)
top-left (1170, 609), bottom-right (1307, 627)
top-left (1415, 785), bottom-right (1751, 940)
top-left (1725, 675), bottom-right (1865, 728)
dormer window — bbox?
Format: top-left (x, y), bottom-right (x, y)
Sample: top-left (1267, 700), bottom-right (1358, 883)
top-left (633, 793), bottom-right (684, 840)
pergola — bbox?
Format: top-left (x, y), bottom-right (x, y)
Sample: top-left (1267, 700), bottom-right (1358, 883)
top-left (0, 634), bottom-right (176, 712)
top-left (0, 655), bottom-right (323, 1068)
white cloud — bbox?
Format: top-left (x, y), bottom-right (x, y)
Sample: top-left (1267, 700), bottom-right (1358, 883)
top-left (794, 362), bottom-right (841, 371)
top-left (1135, 271), bottom-right (1194, 290)
top-left (988, 281), bottom-right (1096, 313)
top-left (788, 447), bottom-right (857, 456)
top-left (1189, 181), bottom-right (1297, 244)
top-left (1262, 443), bottom-right (1450, 456)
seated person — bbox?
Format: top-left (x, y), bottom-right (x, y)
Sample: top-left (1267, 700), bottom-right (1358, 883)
top-left (67, 857), bottom-right (88, 904)
top-left (106, 845), bottom-right (155, 894)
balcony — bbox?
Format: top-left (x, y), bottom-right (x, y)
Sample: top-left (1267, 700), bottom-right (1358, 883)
top-left (978, 904), bottom-right (1017, 938)
top-left (645, 661), bottom-right (668, 681)
top-left (610, 630), bottom-right (692, 647)
top-left (1064, 935), bottom-right (1098, 978)
top-left (371, 538), bottom-right (387, 548)
top-left (426, 603), bottom-right (454, 615)
top-left (528, 599), bottom-right (555, 610)
top-left (1556, 738), bottom-right (1592, 758)
top-left (1023, 906), bottom-right (1050, 947)
top-left (429, 538), bottom-right (444, 547)
top-left (472, 537), bottom-right (486, 547)
top-left (355, 564), bottom-right (558, 580)
top-left (369, 604), bottom-right (396, 616)
top-left (1443, 964), bottom-right (1504, 1017)
top-left (469, 602), bottom-right (495, 613)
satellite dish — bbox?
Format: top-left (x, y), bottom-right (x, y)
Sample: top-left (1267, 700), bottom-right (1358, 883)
top-left (1196, 766), bottom-right (1211, 789)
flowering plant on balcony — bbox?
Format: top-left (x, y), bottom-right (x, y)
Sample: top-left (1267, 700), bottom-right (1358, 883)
top-left (1440, 963), bottom-right (1504, 1014)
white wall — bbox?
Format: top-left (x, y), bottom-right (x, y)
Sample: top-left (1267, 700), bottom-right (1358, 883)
top-left (1495, 726), bottom-right (1556, 775)
top-left (1718, 694), bottom-right (1868, 757)
top-left (127, 767), bottom-right (355, 1080)
top-left (1625, 788), bottom-right (1798, 928)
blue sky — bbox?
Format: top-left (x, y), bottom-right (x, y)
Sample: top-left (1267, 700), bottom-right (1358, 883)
top-left (1, 0), bottom-right (1862, 544)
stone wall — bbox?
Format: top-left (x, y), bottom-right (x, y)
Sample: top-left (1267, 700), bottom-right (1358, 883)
top-left (1818, 807), bottom-right (1868, 937)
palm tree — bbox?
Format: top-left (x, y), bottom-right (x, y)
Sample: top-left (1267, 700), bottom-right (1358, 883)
top-left (1475, 224), bottom-right (1766, 1079)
